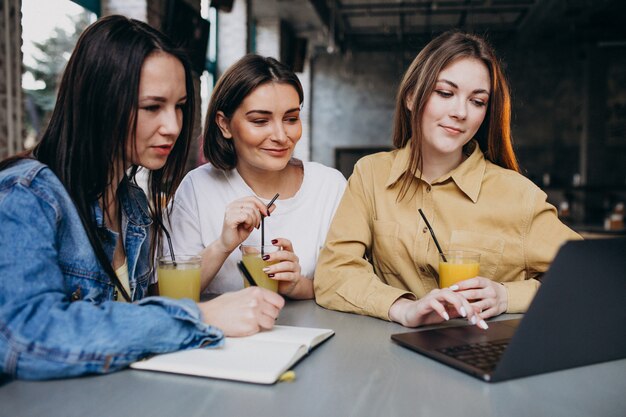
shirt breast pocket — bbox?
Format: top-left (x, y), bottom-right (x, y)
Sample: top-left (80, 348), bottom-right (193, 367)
top-left (372, 220), bottom-right (401, 274)
top-left (60, 262), bottom-right (114, 303)
top-left (449, 230), bottom-right (505, 279)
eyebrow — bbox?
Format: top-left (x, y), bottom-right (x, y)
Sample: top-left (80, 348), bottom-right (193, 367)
top-left (437, 79), bottom-right (490, 95)
top-left (245, 107), bottom-right (301, 116)
top-left (139, 95), bottom-right (188, 102)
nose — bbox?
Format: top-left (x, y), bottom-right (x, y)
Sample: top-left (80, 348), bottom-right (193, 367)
top-left (159, 107), bottom-right (183, 137)
top-left (450, 98), bottom-right (467, 120)
top-left (270, 120), bottom-right (288, 143)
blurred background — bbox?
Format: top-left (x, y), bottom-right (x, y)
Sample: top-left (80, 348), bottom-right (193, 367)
top-left (1, 0), bottom-right (625, 235)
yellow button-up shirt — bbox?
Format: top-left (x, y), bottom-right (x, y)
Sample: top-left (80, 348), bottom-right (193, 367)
top-left (315, 141), bottom-right (581, 320)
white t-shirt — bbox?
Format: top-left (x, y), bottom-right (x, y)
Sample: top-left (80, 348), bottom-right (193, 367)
top-left (168, 159), bottom-right (347, 294)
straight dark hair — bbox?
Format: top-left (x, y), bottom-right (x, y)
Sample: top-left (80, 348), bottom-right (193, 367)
top-left (393, 30), bottom-right (519, 199)
top-left (0, 15), bottom-right (195, 300)
top-left (203, 54), bottom-right (303, 170)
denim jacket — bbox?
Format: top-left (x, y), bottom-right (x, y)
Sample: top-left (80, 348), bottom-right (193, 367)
top-left (0, 159), bottom-right (223, 380)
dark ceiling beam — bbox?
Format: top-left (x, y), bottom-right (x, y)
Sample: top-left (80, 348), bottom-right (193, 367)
top-left (308, 0), bottom-right (345, 51)
top-left (344, 24), bottom-right (519, 36)
top-left (341, 6), bottom-right (530, 16)
top-left (342, 28), bottom-right (518, 51)
top-left (457, 0), bottom-right (472, 27)
top-left (339, 0), bottom-right (534, 10)
top-left (309, 0), bottom-right (332, 29)
top-left (341, 8), bottom-right (527, 17)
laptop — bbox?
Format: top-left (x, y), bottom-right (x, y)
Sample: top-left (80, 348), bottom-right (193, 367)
top-left (391, 238), bottom-right (626, 382)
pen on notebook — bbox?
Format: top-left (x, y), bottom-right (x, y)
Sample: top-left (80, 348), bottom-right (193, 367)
top-left (237, 261), bottom-right (258, 287)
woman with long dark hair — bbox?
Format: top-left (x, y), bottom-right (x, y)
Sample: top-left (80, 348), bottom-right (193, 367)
top-left (315, 31), bottom-right (580, 328)
top-left (0, 15), bottom-right (283, 380)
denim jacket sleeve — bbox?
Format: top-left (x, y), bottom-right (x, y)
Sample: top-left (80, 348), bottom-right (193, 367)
top-left (0, 169), bottom-right (223, 380)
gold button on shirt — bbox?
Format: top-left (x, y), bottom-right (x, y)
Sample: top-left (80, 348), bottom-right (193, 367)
top-left (314, 141), bottom-right (581, 321)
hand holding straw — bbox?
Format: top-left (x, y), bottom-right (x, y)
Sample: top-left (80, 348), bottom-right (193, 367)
top-left (261, 193), bottom-right (280, 256)
top-left (418, 208), bottom-right (447, 263)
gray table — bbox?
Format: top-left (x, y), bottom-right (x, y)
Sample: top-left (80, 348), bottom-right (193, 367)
top-left (1, 300), bottom-right (625, 417)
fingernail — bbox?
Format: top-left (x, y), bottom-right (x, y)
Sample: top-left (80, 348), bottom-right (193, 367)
top-left (479, 320), bottom-right (489, 330)
top-left (460, 307), bottom-right (467, 317)
top-left (268, 273), bottom-right (275, 278)
top-left (271, 239), bottom-right (278, 244)
top-left (262, 255), bottom-right (270, 261)
top-left (442, 312), bottom-right (450, 321)
top-left (470, 315), bottom-right (477, 325)
top-left (449, 285), bottom-right (459, 291)
top-left (262, 267), bottom-right (270, 272)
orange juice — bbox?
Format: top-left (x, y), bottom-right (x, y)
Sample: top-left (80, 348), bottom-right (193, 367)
top-left (439, 262), bottom-right (480, 288)
top-left (438, 251), bottom-right (480, 288)
top-left (157, 256), bottom-right (201, 301)
top-left (241, 254), bottom-right (279, 292)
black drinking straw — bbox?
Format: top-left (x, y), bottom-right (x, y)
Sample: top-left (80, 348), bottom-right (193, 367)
top-left (261, 193), bottom-right (280, 256)
top-left (418, 208), bottom-right (447, 262)
top-left (237, 261), bottom-right (258, 286)
top-left (160, 222), bottom-right (177, 266)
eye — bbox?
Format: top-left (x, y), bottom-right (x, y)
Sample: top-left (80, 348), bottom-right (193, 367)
top-left (435, 90), bottom-right (453, 98)
top-left (284, 116), bottom-right (300, 123)
top-left (251, 119), bottom-right (268, 126)
top-left (141, 105), bottom-right (160, 112)
top-left (175, 103), bottom-right (186, 110)
top-left (471, 99), bottom-right (487, 107)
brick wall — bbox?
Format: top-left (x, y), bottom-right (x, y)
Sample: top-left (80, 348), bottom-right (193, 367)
top-left (217, 0), bottom-right (247, 76)
top-left (310, 50), bottom-right (404, 169)
top-left (255, 17), bottom-right (279, 58)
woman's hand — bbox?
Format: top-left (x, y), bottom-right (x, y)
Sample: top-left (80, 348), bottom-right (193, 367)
top-left (217, 196), bottom-right (273, 253)
top-left (261, 238), bottom-right (313, 299)
top-left (388, 288), bottom-right (487, 329)
top-left (450, 276), bottom-right (508, 319)
top-left (197, 287), bottom-right (285, 337)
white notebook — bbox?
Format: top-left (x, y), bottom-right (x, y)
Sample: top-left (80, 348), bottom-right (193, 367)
top-left (130, 325), bottom-right (334, 384)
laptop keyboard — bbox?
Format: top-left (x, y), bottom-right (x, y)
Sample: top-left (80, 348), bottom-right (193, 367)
top-left (437, 341), bottom-right (509, 372)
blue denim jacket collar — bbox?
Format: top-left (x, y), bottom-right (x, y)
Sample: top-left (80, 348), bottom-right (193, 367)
top-left (91, 178), bottom-right (153, 301)
top-left (92, 179), bottom-right (152, 228)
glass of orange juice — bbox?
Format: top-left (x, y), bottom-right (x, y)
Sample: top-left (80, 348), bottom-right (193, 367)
top-left (239, 245), bottom-right (280, 292)
top-left (157, 255), bottom-right (202, 301)
top-left (438, 251), bottom-right (480, 288)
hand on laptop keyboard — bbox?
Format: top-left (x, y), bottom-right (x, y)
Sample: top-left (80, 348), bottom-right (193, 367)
top-left (389, 288), bottom-right (488, 329)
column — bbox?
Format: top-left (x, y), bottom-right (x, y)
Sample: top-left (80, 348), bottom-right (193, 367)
top-left (0, 0), bottom-right (23, 159)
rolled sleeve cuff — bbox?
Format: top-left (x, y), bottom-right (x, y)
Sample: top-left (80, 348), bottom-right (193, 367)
top-left (503, 280), bottom-right (540, 313)
top-left (136, 297), bottom-right (224, 348)
top-left (336, 284), bottom-right (415, 321)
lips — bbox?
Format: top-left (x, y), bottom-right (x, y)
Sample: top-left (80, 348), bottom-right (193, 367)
top-left (151, 144), bottom-right (173, 156)
top-left (440, 125), bottom-right (465, 135)
top-left (262, 148), bottom-right (290, 156)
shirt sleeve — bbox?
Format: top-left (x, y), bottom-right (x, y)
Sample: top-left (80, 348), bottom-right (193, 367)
top-left (0, 183), bottom-right (223, 380)
top-left (166, 175), bottom-right (206, 258)
top-left (503, 187), bottom-right (582, 313)
top-left (314, 159), bottom-right (414, 321)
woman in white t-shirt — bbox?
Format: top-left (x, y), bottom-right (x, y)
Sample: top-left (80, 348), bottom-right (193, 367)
top-left (169, 55), bottom-right (346, 299)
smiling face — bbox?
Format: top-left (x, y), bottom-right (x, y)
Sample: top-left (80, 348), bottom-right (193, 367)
top-left (216, 82), bottom-right (302, 174)
top-left (420, 57), bottom-right (491, 160)
top-left (127, 51), bottom-right (187, 171)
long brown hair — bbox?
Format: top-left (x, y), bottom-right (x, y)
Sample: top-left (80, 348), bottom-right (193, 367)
top-left (393, 30), bottom-right (518, 199)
